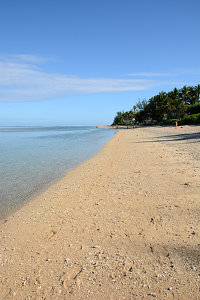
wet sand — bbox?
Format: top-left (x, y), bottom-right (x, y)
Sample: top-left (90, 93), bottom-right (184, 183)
top-left (0, 126), bottom-right (199, 299)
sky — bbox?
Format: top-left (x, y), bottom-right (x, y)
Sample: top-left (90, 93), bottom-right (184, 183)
top-left (0, 0), bottom-right (200, 126)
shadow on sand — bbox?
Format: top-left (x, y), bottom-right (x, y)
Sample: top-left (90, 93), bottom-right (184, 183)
top-left (134, 131), bottom-right (200, 144)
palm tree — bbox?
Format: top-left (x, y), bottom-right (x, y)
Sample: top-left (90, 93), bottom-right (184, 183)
top-left (197, 84), bottom-right (200, 102)
top-left (181, 85), bottom-right (189, 104)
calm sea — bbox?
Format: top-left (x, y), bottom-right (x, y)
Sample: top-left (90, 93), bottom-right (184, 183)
top-left (0, 126), bottom-right (116, 219)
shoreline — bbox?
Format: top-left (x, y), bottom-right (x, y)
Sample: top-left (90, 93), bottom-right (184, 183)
top-left (0, 126), bottom-right (199, 299)
top-left (0, 127), bottom-right (117, 221)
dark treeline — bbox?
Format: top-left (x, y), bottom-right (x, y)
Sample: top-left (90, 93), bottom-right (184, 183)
top-left (112, 85), bottom-right (200, 126)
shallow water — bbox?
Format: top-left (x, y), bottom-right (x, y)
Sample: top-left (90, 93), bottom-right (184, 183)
top-left (0, 126), bottom-right (116, 219)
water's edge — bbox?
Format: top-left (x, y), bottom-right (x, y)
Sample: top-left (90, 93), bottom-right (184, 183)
top-left (0, 128), bottom-right (117, 221)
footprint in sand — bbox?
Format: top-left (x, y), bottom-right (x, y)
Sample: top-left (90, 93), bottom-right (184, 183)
top-left (61, 266), bottom-right (83, 290)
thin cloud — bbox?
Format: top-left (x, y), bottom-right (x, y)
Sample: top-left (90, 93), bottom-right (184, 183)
top-left (0, 54), bottom-right (49, 64)
top-left (127, 72), bottom-right (172, 77)
top-left (127, 69), bottom-right (200, 77)
top-left (0, 55), bottom-right (175, 103)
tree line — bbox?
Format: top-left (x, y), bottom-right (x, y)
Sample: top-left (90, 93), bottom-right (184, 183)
top-left (112, 84), bottom-right (200, 126)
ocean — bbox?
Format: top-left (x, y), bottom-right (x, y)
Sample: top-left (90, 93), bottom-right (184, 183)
top-left (0, 126), bottom-right (116, 219)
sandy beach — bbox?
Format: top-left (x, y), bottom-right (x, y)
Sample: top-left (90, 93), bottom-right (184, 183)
top-left (0, 125), bottom-right (199, 299)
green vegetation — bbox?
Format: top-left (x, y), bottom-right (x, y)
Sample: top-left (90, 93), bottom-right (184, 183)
top-left (112, 84), bottom-right (200, 126)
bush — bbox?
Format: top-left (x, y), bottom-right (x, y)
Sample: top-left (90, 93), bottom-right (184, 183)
top-left (162, 119), bottom-right (178, 125)
top-left (186, 103), bottom-right (200, 115)
top-left (179, 113), bottom-right (200, 125)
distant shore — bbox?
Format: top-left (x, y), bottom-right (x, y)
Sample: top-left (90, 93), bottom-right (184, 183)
top-left (0, 126), bottom-right (199, 299)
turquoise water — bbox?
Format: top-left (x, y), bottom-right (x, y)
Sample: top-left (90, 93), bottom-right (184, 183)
top-left (0, 126), bottom-right (116, 219)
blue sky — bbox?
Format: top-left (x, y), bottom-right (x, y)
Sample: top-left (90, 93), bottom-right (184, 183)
top-left (0, 0), bottom-right (200, 125)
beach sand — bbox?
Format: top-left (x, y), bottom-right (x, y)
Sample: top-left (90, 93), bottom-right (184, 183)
top-left (0, 126), bottom-right (199, 299)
